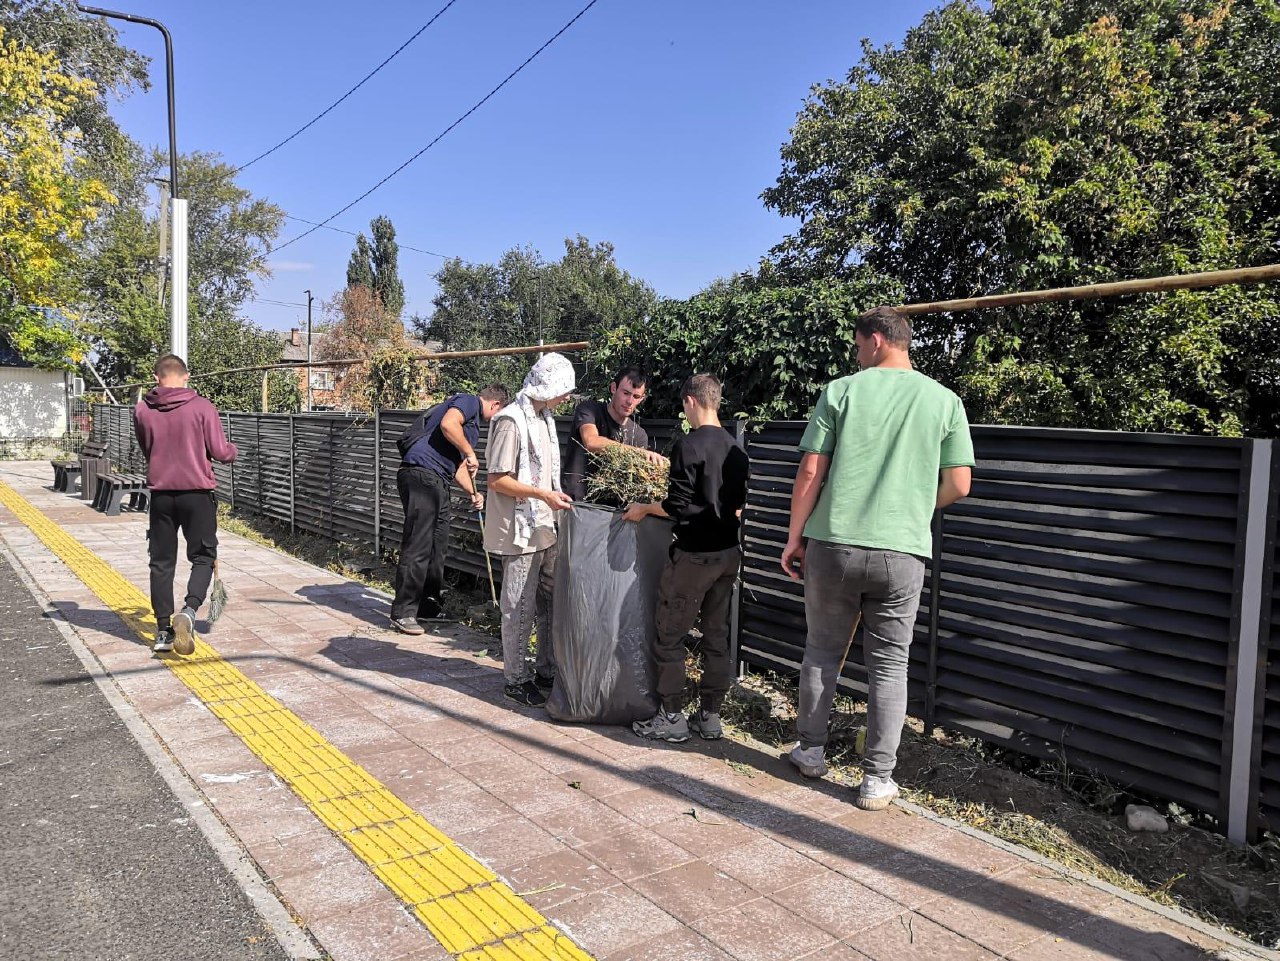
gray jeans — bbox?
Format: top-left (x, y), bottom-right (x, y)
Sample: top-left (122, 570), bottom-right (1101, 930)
top-left (500, 545), bottom-right (558, 686)
top-left (796, 539), bottom-right (925, 779)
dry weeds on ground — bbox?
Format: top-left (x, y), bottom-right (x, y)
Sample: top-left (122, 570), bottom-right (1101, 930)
top-left (218, 506), bottom-right (1279, 949)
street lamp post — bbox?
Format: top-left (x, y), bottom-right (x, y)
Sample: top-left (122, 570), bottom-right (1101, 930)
top-left (76, 5), bottom-right (188, 361)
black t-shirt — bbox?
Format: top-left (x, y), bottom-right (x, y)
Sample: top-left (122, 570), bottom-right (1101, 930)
top-left (561, 398), bottom-right (650, 501)
top-left (661, 425), bottom-right (749, 552)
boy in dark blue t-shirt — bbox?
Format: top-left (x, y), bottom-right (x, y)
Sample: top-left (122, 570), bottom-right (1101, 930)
top-left (390, 384), bottom-right (509, 633)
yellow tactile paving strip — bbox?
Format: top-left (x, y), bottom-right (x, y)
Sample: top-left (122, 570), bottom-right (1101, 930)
top-left (0, 480), bottom-right (593, 961)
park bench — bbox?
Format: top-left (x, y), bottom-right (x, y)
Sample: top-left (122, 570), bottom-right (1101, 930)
top-left (92, 471), bottom-right (151, 516)
top-left (50, 440), bottom-right (108, 495)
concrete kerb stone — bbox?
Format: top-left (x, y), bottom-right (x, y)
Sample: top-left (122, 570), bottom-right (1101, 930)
top-left (0, 540), bottom-right (323, 961)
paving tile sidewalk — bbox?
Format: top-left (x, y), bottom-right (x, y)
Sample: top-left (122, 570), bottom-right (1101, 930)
top-left (0, 460), bottom-right (1269, 961)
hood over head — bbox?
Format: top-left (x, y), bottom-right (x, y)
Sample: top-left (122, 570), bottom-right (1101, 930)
top-left (144, 386), bottom-right (200, 412)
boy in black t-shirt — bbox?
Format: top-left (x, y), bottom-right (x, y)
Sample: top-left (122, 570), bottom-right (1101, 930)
top-left (561, 366), bottom-right (665, 501)
top-left (623, 373), bottom-right (749, 743)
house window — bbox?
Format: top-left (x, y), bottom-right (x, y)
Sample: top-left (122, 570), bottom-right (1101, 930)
top-left (309, 369), bottom-right (334, 391)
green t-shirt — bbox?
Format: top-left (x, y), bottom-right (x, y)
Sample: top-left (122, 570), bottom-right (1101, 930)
top-left (799, 367), bottom-right (975, 559)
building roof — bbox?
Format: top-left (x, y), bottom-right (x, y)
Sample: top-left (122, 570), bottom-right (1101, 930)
top-left (277, 329), bottom-right (330, 364)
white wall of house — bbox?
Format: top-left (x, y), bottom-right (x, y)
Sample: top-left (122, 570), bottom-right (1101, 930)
top-left (0, 367), bottom-right (67, 439)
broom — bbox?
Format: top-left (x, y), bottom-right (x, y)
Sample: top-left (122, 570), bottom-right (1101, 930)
top-left (208, 559), bottom-right (228, 624)
top-left (476, 509), bottom-right (499, 609)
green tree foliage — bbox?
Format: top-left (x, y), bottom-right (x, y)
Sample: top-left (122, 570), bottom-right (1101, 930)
top-left (189, 314), bottom-right (297, 413)
top-left (77, 203), bottom-right (164, 385)
top-left (346, 233), bottom-right (375, 291)
top-left (364, 345), bottom-right (433, 411)
top-left (0, 24), bottom-right (114, 368)
top-left (0, 0), bottom-right (149, 195)
top-left (346, 215), bottom-right (405, 318)
top-left (759, 0), bottom-right (1280, 435)
top-left (417, 235), bottom-right (655, 393)
top-left (590, 269), bottom-right (902, 422)
top-left (178, 151), bottom-right (285, 323)
top-left (79, 150), bottom-right (286, 389)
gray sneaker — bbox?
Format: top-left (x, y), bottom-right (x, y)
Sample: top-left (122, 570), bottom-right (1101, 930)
top-left (390, 616), bottom-right (425, 636)
top-left (153, 629), bottom-right (175, 653)
top-left (172, 610), bottom-right (196, 656)
top-left (633, 710), bottom-right (690, 743)
top-left (856, 773), bottom-right (900, 811)
top-left (688, 710), bottom-right (723, 740)
top-left (788, 744), bottom-right (828, 778)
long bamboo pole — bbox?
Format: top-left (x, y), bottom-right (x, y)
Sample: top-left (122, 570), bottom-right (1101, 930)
top-left (898, 264), bottom-right (1280, 316)
top-left (102, 340), bottom-right (590, 392)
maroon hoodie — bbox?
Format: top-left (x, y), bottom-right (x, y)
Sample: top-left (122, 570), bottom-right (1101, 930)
top-left (133, 387), bottom-right (238, 491)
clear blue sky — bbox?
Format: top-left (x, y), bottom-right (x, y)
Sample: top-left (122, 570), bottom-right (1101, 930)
top-left (102, 0), bottom-right (938, 332)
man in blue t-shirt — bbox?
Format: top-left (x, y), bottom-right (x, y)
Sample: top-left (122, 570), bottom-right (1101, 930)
top-left (391, 384), bottom-right (509, 634)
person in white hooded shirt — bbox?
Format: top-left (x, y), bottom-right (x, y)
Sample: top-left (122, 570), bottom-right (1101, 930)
top-left (484, 352), bottom-right (576, 706)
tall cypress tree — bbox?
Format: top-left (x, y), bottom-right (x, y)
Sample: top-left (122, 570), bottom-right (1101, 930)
top-left (370, 215), bottom-right (405, 319)
top-left (345, 233), bottom-right (375, 291)
top-left (345, 216), bottom-right (405, 319)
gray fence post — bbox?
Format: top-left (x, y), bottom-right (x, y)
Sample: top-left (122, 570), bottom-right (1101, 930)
top-left (373, 410), bottom-right (382, 559)
top-left (288, 415), bottom-right (296, 534)
top-left (731, 419), bottom-right (749, 679)
top-left (1227, 439), bottom-right (1273, 843)
top-left (226, 416), bottom-right (235, 511)
top-left (924, 508), bottom-right (943, 733)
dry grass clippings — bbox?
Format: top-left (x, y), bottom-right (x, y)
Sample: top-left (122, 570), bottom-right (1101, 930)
top-left (583, 443), bottom-right (669, 505)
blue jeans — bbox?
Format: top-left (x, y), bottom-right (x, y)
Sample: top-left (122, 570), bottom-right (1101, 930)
top-left (796, 539), bottom-right (925, 779)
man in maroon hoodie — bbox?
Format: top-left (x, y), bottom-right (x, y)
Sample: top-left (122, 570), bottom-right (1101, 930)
top-left (134, 354), bottom-right (238, 655)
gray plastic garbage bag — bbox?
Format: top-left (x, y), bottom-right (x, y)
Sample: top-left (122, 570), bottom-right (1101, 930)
top-left (547, 504), bottom-right (672, 724)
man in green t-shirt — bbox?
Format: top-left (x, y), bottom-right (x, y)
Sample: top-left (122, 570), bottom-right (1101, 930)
top-left (780, 305), bottom-right (975, 811)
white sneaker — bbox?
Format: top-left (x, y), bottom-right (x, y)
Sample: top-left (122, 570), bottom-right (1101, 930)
top-left (788, 744), bottom-right (827, 778)
top-left (857, 773), bottom-right (899, 811)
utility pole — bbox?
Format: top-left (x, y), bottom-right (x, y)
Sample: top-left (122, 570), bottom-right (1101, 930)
top-left (304, 289), bottom-right (313, 412)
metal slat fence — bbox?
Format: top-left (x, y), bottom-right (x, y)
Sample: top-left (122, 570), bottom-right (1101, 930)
top-left (87, 403), bottom-right (1278, 840)
top-left (738, 422), bottom-right (1272, 837)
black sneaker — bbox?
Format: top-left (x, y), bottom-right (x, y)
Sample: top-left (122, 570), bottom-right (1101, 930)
top-left (153, 629), bottom-right (175, 653)
top-left (534, 673), bottom-right (555, 691)
top-left (389, 616), bottom-right (426, 636)
top-left (504, 681), bottom-right (547, 707)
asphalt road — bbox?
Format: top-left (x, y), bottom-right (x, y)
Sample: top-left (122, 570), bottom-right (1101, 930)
top-left (0, 552), bottom-right (294, 961)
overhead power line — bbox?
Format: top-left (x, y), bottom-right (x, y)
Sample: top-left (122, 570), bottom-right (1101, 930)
top-left (281, 215), bottom-right (458, 261)
top-left (234, 0), bottom-right (463, 174)
top-left (246, 297), bottom-right (309, 309)
top-left (100, 340), bottom-right (591, 391)
top-left (274, 0), bottom-right (602, 253)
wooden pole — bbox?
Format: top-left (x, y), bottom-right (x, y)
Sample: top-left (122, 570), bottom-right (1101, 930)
top-left (261, 371), bottom-right (269, 412)
top-left (898, 263), bottom-right (1280, 316)
top-left (102, 340), bottom-right (591, 392)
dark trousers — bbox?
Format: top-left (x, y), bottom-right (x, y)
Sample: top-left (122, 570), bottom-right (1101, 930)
top-left (654, 545), bottom-right (741, 713)
top-left (392, 466), bottom-right (452, 620)
top-left (148, 490), bottom-right (219, 631)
